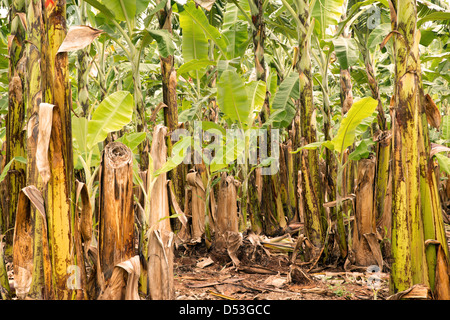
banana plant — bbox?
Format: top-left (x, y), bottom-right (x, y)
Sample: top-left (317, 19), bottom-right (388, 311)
top-left (83, 0), bottom-right (175, 169)
top-left (72, 90), bottom-right (135, 222)
top-left (155, 67), bottom-right (269, 233)
top-left (293, 96), bottom-right (378, 257)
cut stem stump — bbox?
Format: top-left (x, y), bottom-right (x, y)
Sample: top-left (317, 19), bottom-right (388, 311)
top-left (98, 142), bottom-right (134, 289)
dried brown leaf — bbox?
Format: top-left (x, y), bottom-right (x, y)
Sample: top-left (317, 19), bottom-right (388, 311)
top-left (168, 180), bottom-right (188, 226)
top-left (149, 125), bottom-right (170, 229)
top-left (194, 0), bottom-right (216, 11)
top-left (424, 94), bottom-right (441, 129)
top-left (116, 256), bottom-right (141, 300)
top-left (75, 180), bottom-right (92, 244)
top-left (36, 103), bottom-right (54, 184)
top-left (387, 284), bottom-right (431, 300)
top-left (16, 12), bottom-right (27, 31)
top-left (58, 25), bottom-right (103, 53)
top-left (13, 186), bottom-right (47, 299)
top-left (430, 143), bottom-right (450, 158)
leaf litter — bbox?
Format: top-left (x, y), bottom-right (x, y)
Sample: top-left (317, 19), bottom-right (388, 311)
top-left (173, 229), bottom-right (392, 301)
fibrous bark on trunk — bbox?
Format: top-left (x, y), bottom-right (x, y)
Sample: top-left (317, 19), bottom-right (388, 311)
top-left (147, 124), bottom-right (174, 300)
top-left (98, 142), bottom-right (135, 291)
top-left (351, 158), bottom-right (382, 270)
top-left (216, 173), bottom-right (239, 236)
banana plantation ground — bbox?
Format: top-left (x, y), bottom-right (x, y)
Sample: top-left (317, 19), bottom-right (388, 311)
top-left (1, 0), bottom-right (450, 302)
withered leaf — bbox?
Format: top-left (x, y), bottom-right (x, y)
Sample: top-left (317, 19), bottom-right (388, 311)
top-left (58, 25), bottom-right (103, 53)
top-left (75, 180), bottom-right (92, 244)
top-left (424, 94), bottom-right (441, 129)
top-left (36, 103), bottom-right (54, 185)
top-left (430, 143), bottom-right (450, 158)
top-left (194, 0), bottom-right (216, 11)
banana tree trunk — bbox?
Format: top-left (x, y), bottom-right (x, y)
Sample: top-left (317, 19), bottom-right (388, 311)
top-left (295, 0), bottom-right (325, 249)
top-left (147, 125), bottom-right (174, 300)
top-left (390, 0), bottom-right (429, 293)
top-left (352, 157), bottom-right (382, 269)
top-left (363, 45), bottom-right (392, 225)
top-left (339, 40), bottom-right (354, 238)
top-left (418, 94), bottom-right (449, 297)
top-left (5, 0), bottom-right (27, 242)
top-left (97, 142), bottom-right (135, 294)
top-left (13, 0), bottom-right (52, 300)
top-left (250, 0), bottom-right (286, 235)
top-left (158, 2), bottom-right (185, 230)
top-left (216, 173), bottom-right (239, 235)
top-left (42, 0), bottom-right (77, 299)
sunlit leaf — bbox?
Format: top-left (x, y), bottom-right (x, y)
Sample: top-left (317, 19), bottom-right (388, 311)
top-left (87, 91), bottom-right (134, 150)
top-left (331, 97), bottom-right (378, 154)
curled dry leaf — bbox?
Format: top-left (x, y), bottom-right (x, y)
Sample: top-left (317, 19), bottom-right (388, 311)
top-left (424, 94), bottom-right (441, 129)
top-left (194, 0), bottom-right (216, 11)
top-left (430, 143), bottom-right (450, 158)
top-left (149, 125), bottom-right (170, 229)
top-left (36, 103), bottom-right (54, 184)
top-left (97, 256), bottom-right (141, 300)
top-left (16, 12), bottom-right (27, 31)
top-left (387, 284), bottom-right (431, 300)
top-left (422, 94), bottom-right (440, 128)
top-left (13, 186), bottom-right (47, 299)
top-left (196, 257), bottom-right (214, 269)
top-left (7, 35), bottom-right (14, 54)
top-left (168, 180), bottom-right (190, 244)
top-left (224, 231), bottom-right (242, 267)
top-left (116, 255), bottom-right (141, 300)
top-left (167, 180), bottom-right (188, 226)
top-left (186, 171), bottom-right (207, 241)
top-left (75, 180), bottom-right (92, 245)
top-left (58, 25), bottom-right (103, 53)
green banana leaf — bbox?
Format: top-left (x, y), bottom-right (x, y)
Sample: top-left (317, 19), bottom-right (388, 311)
top-left (177, 59), bottom-right (216, 76)
top-left (312, 0), bottom-right (345, 38)
top-left (331, 96), bottom-right (378, 154)
top-left (116, 132), bottom-right (147, 153)
top-left (182, 1), bottom-right (229, 59)
top-left (179, 5), bottom-right (209, 63)
top-left (269, 73), bottom-right (299, 128)
top-left (102, 0), bottom-right (136, 22)
top-left (246, 80), bottom-right (267, 121)
top-left (217, 69), bottom-right (249, 126)
top-left (146, 29), bottom-right (175, 58)
top-left (87, 91), bottom-right (134, 150)
top-left (332, 37), bottom-right (359, 70)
